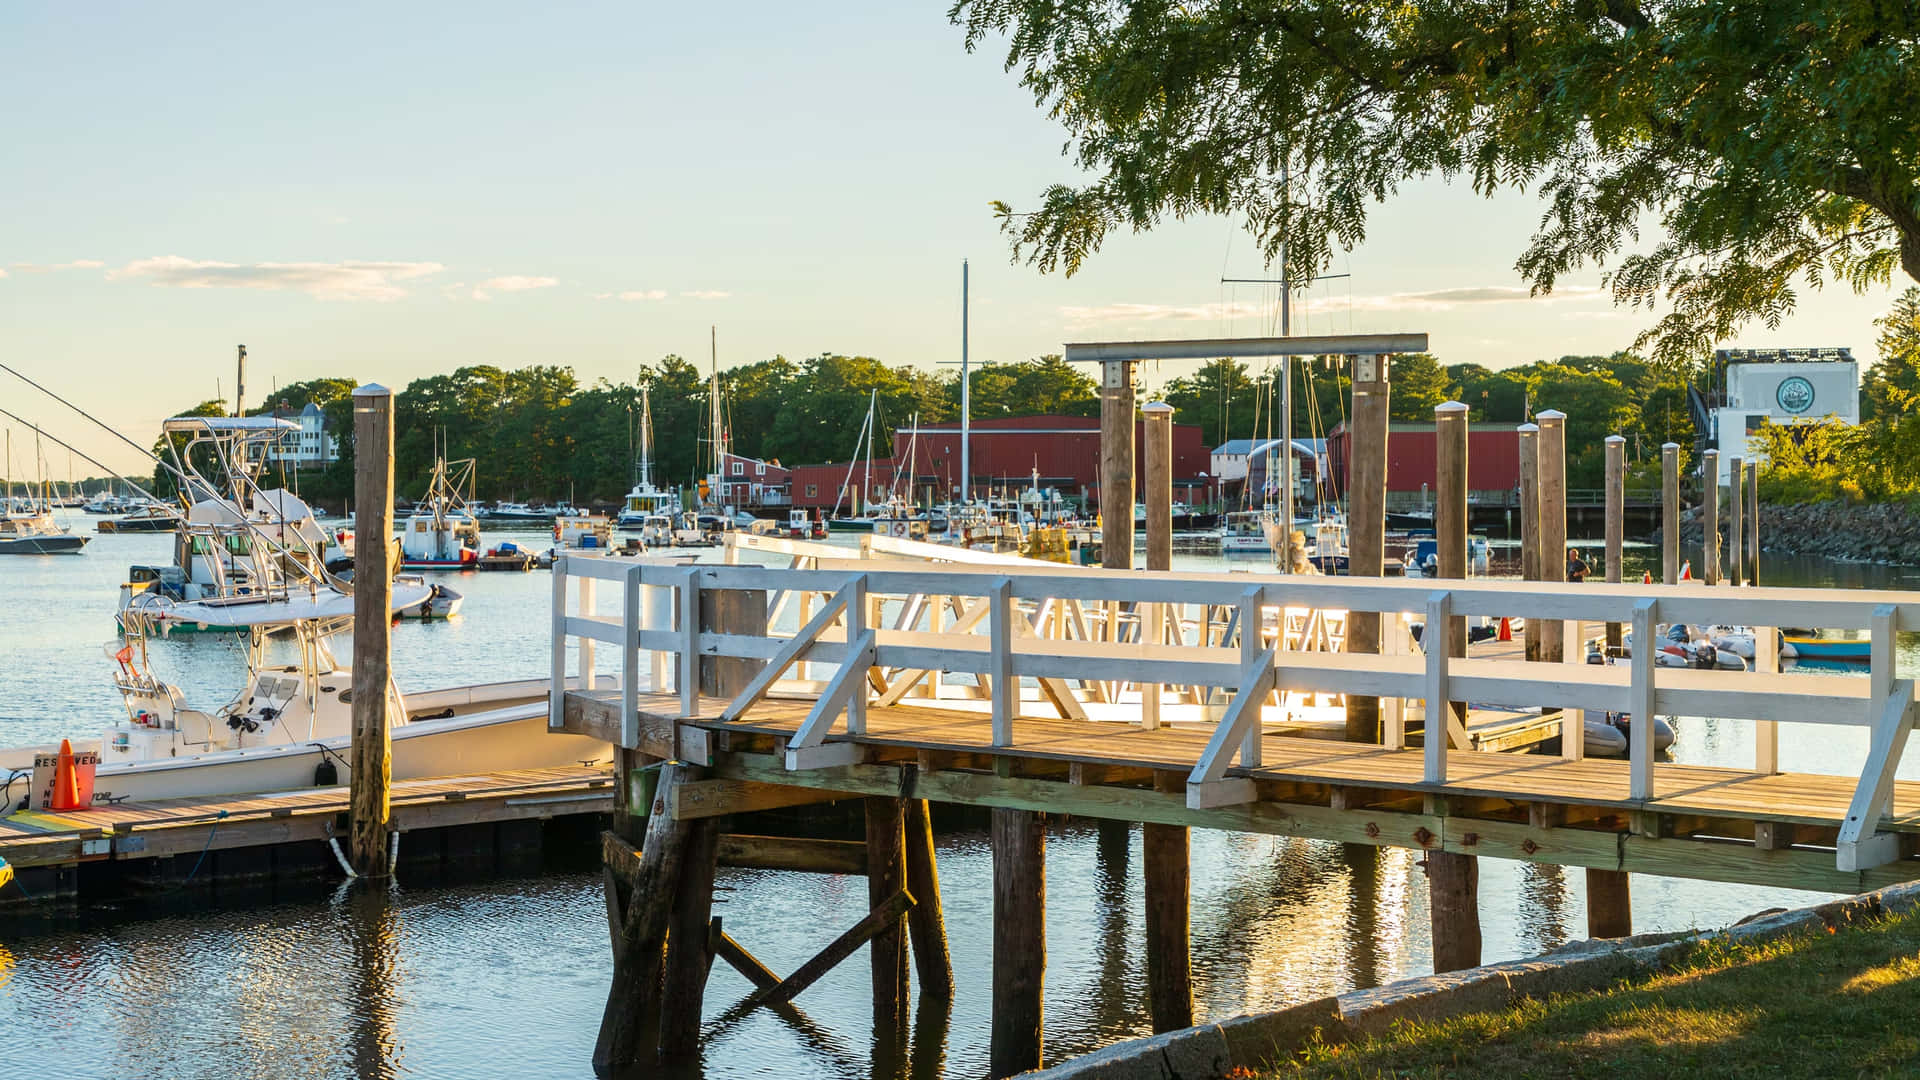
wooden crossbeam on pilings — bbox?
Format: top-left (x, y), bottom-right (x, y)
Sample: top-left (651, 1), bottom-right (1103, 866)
top-left (752, 890), bottom-right (917, 1007)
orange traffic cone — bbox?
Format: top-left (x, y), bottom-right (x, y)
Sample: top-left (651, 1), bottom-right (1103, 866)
top-left (1680, 560), bottom-right (1693, 581)
top-left (1498, 617), bottom-right (1513, 642)
top-left (50, 738), bottom-right (81, 811)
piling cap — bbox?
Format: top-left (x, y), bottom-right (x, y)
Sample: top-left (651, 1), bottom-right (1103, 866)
top-left (1535, 408), bottom-right (1567, 421)
top-left (352, 383), bottom-right (392, 398)
top-left (1141, 400), bottom-right (1175, 415)
top-left (1661, 441), bottom-right (1680, 450)
top-left (1517, 423), bottom-right (1539, 434)
top-left (1434, 400), bottom-right (1469, 415)
top-left (1605, 434), bottom-right (1626, 444)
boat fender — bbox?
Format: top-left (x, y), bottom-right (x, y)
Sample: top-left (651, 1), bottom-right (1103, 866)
top-left (314, 756), bottom-right (338, 787)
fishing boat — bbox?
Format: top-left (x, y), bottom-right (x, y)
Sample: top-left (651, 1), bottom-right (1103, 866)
top-left (1219, 510), bottom-right (1275, 553)
top-left (399, 457), bottom-right (481, 569)
top-left (616, 386), bottom-right (680, 531)
top-left (555, 513), bottom-right (613, 550)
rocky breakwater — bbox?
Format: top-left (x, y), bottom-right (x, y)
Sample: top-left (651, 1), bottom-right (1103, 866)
top-left (1664, 500), bottom-right (1920, 564)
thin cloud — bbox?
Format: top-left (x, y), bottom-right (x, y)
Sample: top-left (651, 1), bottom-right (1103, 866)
top-left (108, 255), bottom-right (444, 301)
top-left (472, 275), bottom-right (559, 301)
top-left (614, 290), bottom-right (668, 301)
top-left (9, 260), bottom-right (103, 273)
top-left (1061, 285), bottom-right (1608, 325)
top-left (681, 290), bottom-right (731, 300)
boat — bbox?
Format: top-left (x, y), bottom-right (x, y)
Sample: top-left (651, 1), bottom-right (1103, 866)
top-left (95, 502), bottom-right (179, 533)
top-left (786, 508), bottom-right (825, 539)
top-left (479, 501), bottom-right (556, 523)
top-left (1782, 635), bottom-right (1870, 662)
top-left (1266, 513), bottom-right (1349, 574)
top-left (1399, 533), bottom-right (1492, 578)
top-left (402, 581), bottom-right (465, 620)
top-left (0, 583), bottom-right (604, 807)
top-left (1219, 510), bottom-right (1274, 553)
top-left (400, 458), bottom-right (481, 569)
top-left (615, 386), bottom-right (681, 532)
top-left (0, 429), bottom-right (90, 555)
top-left (555, 513), bottom-right (613, 550)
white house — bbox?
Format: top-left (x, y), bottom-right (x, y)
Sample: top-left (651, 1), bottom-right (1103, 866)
top-left (1709, 347), bottom-right (1857, 483)
top-left (267, 403), bottom-right (338, 468)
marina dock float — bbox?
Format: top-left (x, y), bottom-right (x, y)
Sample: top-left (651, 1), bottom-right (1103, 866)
top-left (0, 765), bottom-right (616, 900)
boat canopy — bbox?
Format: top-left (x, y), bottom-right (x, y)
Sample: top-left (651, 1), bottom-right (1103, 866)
top-left (161, 416), bottom-right (300, 433)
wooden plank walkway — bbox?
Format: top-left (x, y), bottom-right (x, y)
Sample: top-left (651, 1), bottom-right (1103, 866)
top-left (0, 765), bottom-right (615, 869)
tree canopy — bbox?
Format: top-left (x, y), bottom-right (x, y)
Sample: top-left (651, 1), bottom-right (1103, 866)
top-left (951, 0), bottom-right (1920, 363)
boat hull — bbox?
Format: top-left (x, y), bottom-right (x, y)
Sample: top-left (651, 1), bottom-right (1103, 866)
top-left (1783, 637), bottom-right (1870, 662)
top-left (0, 534), bottom-right (89, 554)
top-left (0, 679), bottom-right (609, 805)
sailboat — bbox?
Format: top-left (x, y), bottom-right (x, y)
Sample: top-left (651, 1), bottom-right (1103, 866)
top-left (828, 391), bottom-right (883, 531)
top-left (0, 427), bottom-right (89, 555)
top-left (616, 385), bottom-right (679, 534)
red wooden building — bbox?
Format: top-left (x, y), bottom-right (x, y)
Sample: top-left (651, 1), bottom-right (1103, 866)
top-left (893, 415), bottom-right (1209, 503)
top-left (1325, 421), bottom-right (1525, 505)
top-left (712, 451), bottom-right (792, 509)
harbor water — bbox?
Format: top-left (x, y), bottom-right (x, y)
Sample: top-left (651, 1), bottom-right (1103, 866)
top-left (4, 527), bottom-right (1919, 1079)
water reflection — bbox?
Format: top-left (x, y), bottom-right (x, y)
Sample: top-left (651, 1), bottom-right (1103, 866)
top-left (343, 884), bottom-right (405, 1080)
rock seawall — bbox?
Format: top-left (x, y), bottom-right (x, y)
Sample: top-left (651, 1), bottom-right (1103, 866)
top-left (1664, 500), bottom-right (1920, 564)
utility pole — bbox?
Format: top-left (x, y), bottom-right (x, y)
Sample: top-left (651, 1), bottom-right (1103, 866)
top-left (961, 260), bottom-right (971, 504)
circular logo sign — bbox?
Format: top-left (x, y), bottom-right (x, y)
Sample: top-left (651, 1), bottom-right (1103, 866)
top-left (1776, 375), bottom-right (1815, 414)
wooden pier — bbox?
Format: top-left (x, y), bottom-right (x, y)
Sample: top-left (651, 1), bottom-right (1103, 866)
top-left (554, 535), bottom-right (1920, 1074)
top-left (0, 765), bottom-right (616, 903)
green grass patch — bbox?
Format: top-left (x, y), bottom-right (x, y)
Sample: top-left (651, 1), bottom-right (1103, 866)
top-left (1265, 910), bottom-right (1920, 1079)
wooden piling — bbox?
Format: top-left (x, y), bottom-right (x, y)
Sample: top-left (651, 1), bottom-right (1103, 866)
top-left (1702, 450), bottom-right (1720, 585)
top-left (1099, 359), bottom-right (1135, 573)
top-left (350, 382), bottom-right (395, 879)
top-left (659, 815), bottom-right (720, 1062)
top-left (596, 764), bottom-right (697, 1073)
top-left (866, 797), bottom-right (910, 1047)
top-left (700, 586), bottom-right (768, 697)
top-left (1604, 435), bottom-right (1624, 649)
top-left (1747, 460), bottom-right (1761, 586)
top-left (1536, 411), bottom-right (1567, 664)
top-left (1517, 424), bottom-right (1541, 662)
top-left (1586, 867), bottom-right (1633, 938)
top-left (1144, 772), bottom-right (1192, 1033)
top-left (1661, 442), bottom-right (1680, 585)
top-left (990, 807), bottom-right (1045, 1079)
top-left (902, 799), bottom-right (954, 999)
top-left (1728, 456), bottom-right (1744, 587)
top-left (1141, 404), bottom-right (1192, 1032)
top-left (1429, 401), bottom-right (1481, 972)
top-left (1345, 353), bottom-right (1391, 742)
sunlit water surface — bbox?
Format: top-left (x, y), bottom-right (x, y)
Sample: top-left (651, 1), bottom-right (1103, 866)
top-left (4, 525), bottom-right (1919, 1079)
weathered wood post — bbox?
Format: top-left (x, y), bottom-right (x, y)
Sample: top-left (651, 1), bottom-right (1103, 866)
top-left (1141, 401), bottom-right (1191, 1032)
top-left (1517, 423), bottom-right (1541, 661)
top-left (1702, 450), bottom-right (1720, 585)
top-left (1346, 353), bottom-right (1390, 742)
top-left (1588, 434), bottom-right (1634, 937)
top-left (1429, 401), bottom-right (1481, 972)
top-left (903, 799), bottom-right (954, 999)
top-left (1747, 460), bottom-right (1761, 585)
top-left (1661, 443), bottom-right (1680, 585)
top-left (991, 807), bottom-right (1045, 1078)
top-left (867, 797), bottom-right (910, 1050)
top-left (1728, 456), bottom-right (1744, 587)
top-left (1604, 435), bottom-right (1625, 649)
top-left (1536, 411), bottom-right (1567, 663)
top-left (350, 383), bottom-right (395, 879)
top-left (596, 764), bottom-right (696, 1073)
top-left (1095, 358), bottom-right (1136, 852)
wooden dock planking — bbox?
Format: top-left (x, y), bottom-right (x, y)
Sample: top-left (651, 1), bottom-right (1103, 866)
top-left (663, 696), bottom-right (1920, 836)
top-left (0, 766), bottom-right (614, 869)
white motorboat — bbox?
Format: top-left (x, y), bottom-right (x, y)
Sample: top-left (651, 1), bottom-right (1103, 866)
top-left (616, 386), bottom-right (681, 532)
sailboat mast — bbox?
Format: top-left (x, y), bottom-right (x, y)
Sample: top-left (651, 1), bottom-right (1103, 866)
top-left (639, 385), bottom-right (654, 490)
top-left (709, 326), bottom-right (722, 505)
top-left (235, 344), bottom-right (248, 418)
top-left (960, 259), bottom-right (970, 505)
top-left (863, 389), bottom-right (875, 511)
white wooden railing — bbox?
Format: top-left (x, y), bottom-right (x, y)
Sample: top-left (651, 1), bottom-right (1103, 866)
top-left (551, 545), bottom-right (1918, 873)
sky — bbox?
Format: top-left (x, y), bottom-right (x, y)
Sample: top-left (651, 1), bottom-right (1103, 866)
top-left (0, 2), bottom-right (1904, 476)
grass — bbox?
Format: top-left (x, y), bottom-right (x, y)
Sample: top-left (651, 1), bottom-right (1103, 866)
top-left (1262, 909), bottom-right (1920, 1080)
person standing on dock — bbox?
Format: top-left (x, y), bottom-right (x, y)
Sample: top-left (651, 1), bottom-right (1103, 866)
top-left (1566, 546), bottom-right (1591, 583)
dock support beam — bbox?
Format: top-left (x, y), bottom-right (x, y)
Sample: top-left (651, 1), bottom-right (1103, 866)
top-left (1591, 435), bottom-right (1635, 936)
top-left (1729, 456), bottom-right (1745, 587)
top-left (1536, 410), bottom-right (1568, 664)
top-left (1346, 353), bottom-right (1390, 743)
top-left (1661, 442), bottom-right (1680, 585)
top-left (1747, 460), bottom-right (1762, 585)
top-left (350, 382), bottom-right (395, 880)
top-left (596, 765), bottom-right (696, 1073)
top-left (1099, 359), bottom-right (1135, 573)
top-left (1144, 772), bottom-right (1192, 1032)
top-left (903, 799), bottom-right (954, 999)
top-left (991, 808), bottom-right (1045, 1079)
top-left (659, 812), bottom-right (720, 1062)
top-left (866, 797), bottom-right (910, 1050)
top-left (1429, 401), bottom-right (1481, 972)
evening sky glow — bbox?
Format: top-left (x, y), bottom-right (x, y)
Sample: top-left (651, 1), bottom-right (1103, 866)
top-left (1, 2), bottom-right (1900, 474)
